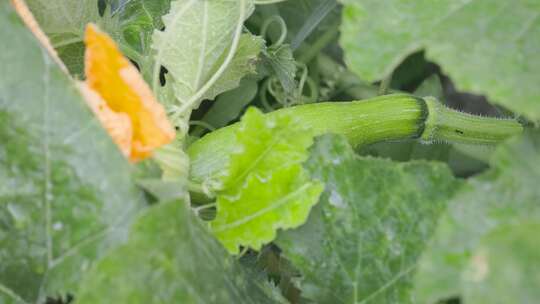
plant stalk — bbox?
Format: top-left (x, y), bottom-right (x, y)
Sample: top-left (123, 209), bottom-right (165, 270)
top-left (421, 97), bottom-right (523, 145)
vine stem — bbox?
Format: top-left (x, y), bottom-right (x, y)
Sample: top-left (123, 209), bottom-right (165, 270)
top-left (421, 97), bottom-right (523, 145)
top-left (260, 15), bottom-right (287, 47)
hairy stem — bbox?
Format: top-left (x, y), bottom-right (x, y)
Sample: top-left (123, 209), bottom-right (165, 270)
top-left (421, 97), bottom-right (523, 145)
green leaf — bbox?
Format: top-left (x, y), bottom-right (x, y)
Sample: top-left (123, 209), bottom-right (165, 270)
top-left (255, 0), bottom-right (341, 49)
top-left (56, 42), bottom-right (86, 77)
top-left (116, 0), bottom-right (171, 56)
top-left (462, 222), bottom-right (540, 304)
top-left (25, 0), bottom-right (170, 77)
top-left (107, 0), bottom-right (172, 81)
top-left (197, 78), bottom-right (259, 134)
top-left (25, 0), bottom-right (101, 45)
top-left (261, 44), bottom-right (297, 93)
top-left (202, 34), bottom-right (265, 102)
top-left (136, 179), bottom-right (188, 203)
top-left (0, 5), bottom-right (145, 303)
top-left (24, 0), bottom-right (122, 76)
top-left (340, 0), bottom-right (540, 120)
top-left (151, 0), bottom-right (262, 129)
top-left (414, 130), bottom-right (540, 303)
top-left (210, 108), bottom-right (323, 254)
top-left (276, 135), bottom-right (460, 303)
top-left (77, 201), bottom-right (283, 304)
top-left (277, 0), bottom-right (340, 50)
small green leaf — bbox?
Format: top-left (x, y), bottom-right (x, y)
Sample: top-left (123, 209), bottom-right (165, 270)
top-left (0, 5), bottom-right (145, 303)
top-left (77, 201), bottom-right (281, 304)
top-left (261, 44), bottom-right (297, 93)
top-left (211, 108), bottom-right (323, 254)
top-left (277, 135), bottom-right (460, 303)
top-left (340, 0), bottom-right (540, 120)
top-left (414, 130), bottom-right (540, 303)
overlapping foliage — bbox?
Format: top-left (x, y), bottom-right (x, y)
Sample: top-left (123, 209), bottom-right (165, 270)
top-left (1, 1), bottom-right (539, 303)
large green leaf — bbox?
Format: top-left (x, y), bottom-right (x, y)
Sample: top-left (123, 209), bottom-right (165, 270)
top-left (462, 222), bottom-right (540, 304)
top-left (414, 130), bottom-right (540, 303)
top-left (277, 135), bottom-right (460, 303)
top-left (77, 200), bottom-right (284, 304)
top-left (0, 5), bottom-right (145, 303)
top-left (210, 108), bottom-right (323, 254)
top-left (340, 0), bottom-right (540, 120)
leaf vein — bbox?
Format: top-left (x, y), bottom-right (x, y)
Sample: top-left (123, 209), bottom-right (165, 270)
top-left (358, 264), bottom-right (416, 304)
top-left (193, 1), bottom-right (208, 90)
top-left (213, 183), bottom-right (312, 232)
top-left (0, 283), bottom-right (28, 304)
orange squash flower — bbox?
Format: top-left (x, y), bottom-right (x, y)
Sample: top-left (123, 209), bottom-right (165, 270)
top-left (83, 24), bottom-right (175, 162)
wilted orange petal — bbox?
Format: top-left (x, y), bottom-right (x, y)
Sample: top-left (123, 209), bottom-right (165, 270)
top-left (84, 24), bottom-right (175, 162)
top-left (11, 0), bottom-right (67, 73)
top-left (78, 82), bottom-right (133, 157)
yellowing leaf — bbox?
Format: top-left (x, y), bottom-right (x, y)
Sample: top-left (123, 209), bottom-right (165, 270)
top-left (83, 24), bottom-right (175, 162)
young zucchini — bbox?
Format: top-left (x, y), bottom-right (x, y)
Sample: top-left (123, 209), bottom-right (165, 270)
top-left (188, 94), bottom-right (522, 184)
